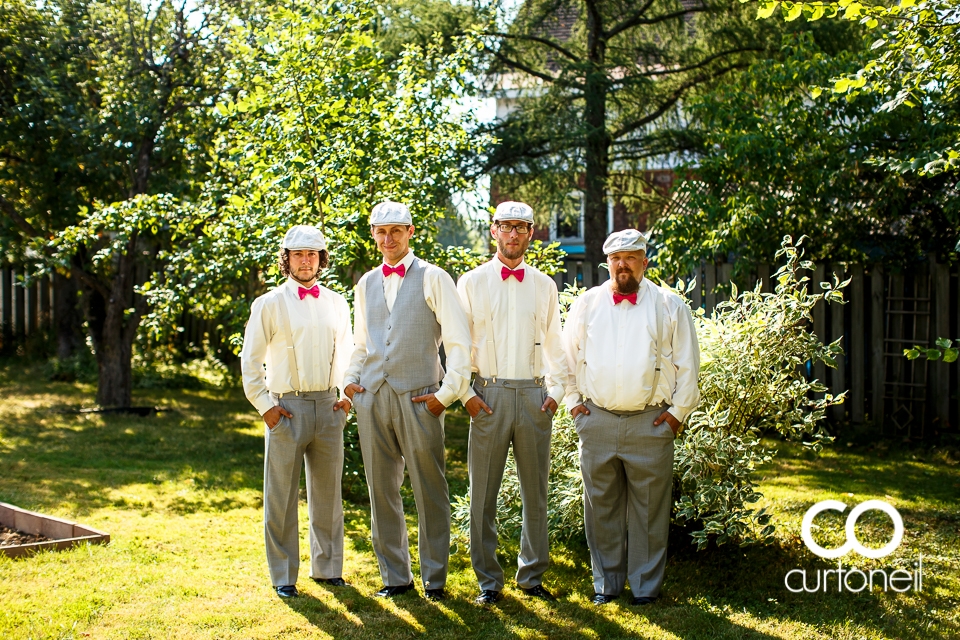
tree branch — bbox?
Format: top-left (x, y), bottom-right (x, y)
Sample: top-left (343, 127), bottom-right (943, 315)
top-left (492, 51), bottom-right (583, 89)
top-left (0, 194), bottom-right (41, 237)
top-left (611, 5), bottom-right (712, 34)
top-left (479, 31), bottom-right (579, 61)
top-left (612, 62), bottom-right (749, 139)
top-left (605, 0), bottom-right (658, 40)
top-left (612, 46), bottom-right (763, 84)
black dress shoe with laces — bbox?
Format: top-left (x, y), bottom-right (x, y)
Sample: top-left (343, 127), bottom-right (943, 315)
top-left (313, 577), bottom-right (348, 587)
top-left (521, 584), bottom-right (557, 601)
top-left (275, 585), bottom-right (299, 598)
top-left (474, 590), bottom-right (501, 605)
top-left (424, 588), bottom-right (446, 601)
top-left (591, 593), bottom-right (618, 605)
top-left (631, 595), bottom-right (658, 605)
top-left (374, 582), bottom-right (416, 598)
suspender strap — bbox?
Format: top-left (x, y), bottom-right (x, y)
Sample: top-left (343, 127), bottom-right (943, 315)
top-left (647, 285), bottom-right (664, 406)
top-left (533, 277), bottom-right (546, 384)
top-left (483, 276), bottom-right (499, 381)
top-left (276, 291), bottom-right (301, 392)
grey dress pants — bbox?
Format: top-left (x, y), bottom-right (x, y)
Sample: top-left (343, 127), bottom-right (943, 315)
top-left (576, 401), bottom-right (674, 598)
top-left (264, 390), bottom-right (346, 587)
top-left (468, 377), bottom-right (553, 592)
top-left (355, 383), bottom-right (450, 590)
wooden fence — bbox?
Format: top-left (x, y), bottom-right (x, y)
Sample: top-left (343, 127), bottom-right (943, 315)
top-left (556, 258), bottom-right (959, 437)
top-left (5, 260), bottom-right (958, 436)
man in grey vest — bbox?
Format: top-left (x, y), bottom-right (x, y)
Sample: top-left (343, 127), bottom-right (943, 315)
top-left (457, 201), bottom-right (569, 605)
top-left (562, 229), bottom-right (700, 606)
top-left (343, 201), bottom-right (472, 601)
top-left (241, 225), bottom-right (354, 598)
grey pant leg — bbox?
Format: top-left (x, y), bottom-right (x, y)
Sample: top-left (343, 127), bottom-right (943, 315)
top-left (263, 396), bottom-right (307, 587)
top-left (513, 386), bottom-right (553, 589)
top-left (305, 394), bottom-right (347, 580)
top-left (576, 408), bottom-right (628, 596)
top-left (356, 386), bottom-right (414, 587)
top-left (394, 386), bottom-right (450, 590)
top-left (623, 410), bottom-right (675, 598)
top-left (468, 385), bottom-right (514, 592)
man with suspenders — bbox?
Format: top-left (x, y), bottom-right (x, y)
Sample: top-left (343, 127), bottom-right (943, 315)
top-left (240, 225), bottom-right (354, 598)
top-left (343, 201), bottom-right (472, 601)
top-left (562, 229), bottom-right (700, 606)
top-left (457, 201), bottom-right (569, 605)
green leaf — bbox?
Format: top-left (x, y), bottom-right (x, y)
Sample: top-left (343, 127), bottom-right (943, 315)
top-left (757, 0), bottom-right (780, 19)
top-left (943, 348), bottom-right (959, 363)
top-left (783, 1), bottom-right (804, 21)
top-left (935, 337), bottom-right (952, 349)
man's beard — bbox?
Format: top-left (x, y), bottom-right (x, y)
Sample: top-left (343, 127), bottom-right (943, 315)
top-left (291, 267), bottom-right (320, 285)
top-left (497, 237), bottom-right (528, 261)
top-left (613, 270), bottom-right (640, 294)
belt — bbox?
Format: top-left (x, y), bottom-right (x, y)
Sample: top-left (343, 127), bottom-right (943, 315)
top-left (473, 375), bottom-right (544, 389)
top-left (585, 399), bottom-right (666, 417)
top-left (272, 389), bottom-right (336, 399)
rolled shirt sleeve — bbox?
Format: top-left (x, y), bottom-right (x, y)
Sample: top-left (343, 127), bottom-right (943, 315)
top-left (240, 297), bottom-right (276, 416)
top-left (343, 273), bottom-right (370, 388)
top-left (665, 299), bottom-right (701, 423)
top-left (560, 295), bottom-right (586, 409)
top-left (423, 266), bottom-right (473, 407)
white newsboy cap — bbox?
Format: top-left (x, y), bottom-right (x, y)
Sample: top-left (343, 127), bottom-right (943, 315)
top-left (492, 201), bottom-right (534, 224)
top-left (370, 201), bottom-right (413, 226)
top-left (603, 229), bottom-right (648, 255)
top-left (282, 225), bottom-right (327, 251)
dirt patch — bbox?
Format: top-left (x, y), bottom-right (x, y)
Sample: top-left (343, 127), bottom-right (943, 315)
top-left (0, 524), bottom-right (50, 547)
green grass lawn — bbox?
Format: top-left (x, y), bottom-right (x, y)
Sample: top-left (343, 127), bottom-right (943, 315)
top-left (0, 362), bottom-right (957, 639)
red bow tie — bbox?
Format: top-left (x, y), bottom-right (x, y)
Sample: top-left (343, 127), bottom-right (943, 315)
top-left (501, 266), bottom-right (525, 282)
top-left (382, 263), bottom-right (406, 278)
top-left (613, 291), bottom-right (637, 305)
top-left (298, 284), bottom-right (320, 300)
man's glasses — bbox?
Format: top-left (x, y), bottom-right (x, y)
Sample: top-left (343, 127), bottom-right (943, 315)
top-left (495, 223), bottom-right (531, 235)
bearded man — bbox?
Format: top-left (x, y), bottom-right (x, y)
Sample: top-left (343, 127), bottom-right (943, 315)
top-left (240, 225), bottom-right (354, 598)
top-left (561, 229), bottom-right (700, 606)
top-left (456, 201), bottom-right (568, 605)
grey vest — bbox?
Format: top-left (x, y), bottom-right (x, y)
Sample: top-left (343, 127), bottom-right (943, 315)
top-left (358, 259), bottom-right (444, 394)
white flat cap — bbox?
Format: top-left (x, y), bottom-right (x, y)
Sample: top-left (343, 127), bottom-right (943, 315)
top-left (492, 201), bottom-right (534, 224)
top-left (282, 225), bottom-right (327, 251)
top-left (370, 201), bottom-right (412, 226)
top-left (603, 229), bottom-right (647, 255)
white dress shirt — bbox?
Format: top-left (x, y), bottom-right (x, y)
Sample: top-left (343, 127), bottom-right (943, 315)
top-left (457, 256), bottom-right (568, 402)
top-left (344, 251), bottom-right (472, 407)
top-left (562, 277), bottom-right (700, 422)
top-left (241, 278), bottom-right (354, 415)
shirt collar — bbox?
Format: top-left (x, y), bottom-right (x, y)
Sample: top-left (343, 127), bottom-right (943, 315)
top-left (605, 276), bottom-right (649, 305)
top-left (286, 277), bottom-right (319, 294)
top-left (492, 255), bottom-right (526, 271)
top-left (383, 251), bottom-right (416, 271)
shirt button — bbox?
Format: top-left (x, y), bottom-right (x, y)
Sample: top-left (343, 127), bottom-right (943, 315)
top-left (386, 341), bottom-right (390, 346)
top-left (385, 356), bottom-right (390, 361)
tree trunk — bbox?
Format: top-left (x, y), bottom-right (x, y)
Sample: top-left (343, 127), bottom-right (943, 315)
top-left (583, 2), bottom-right (610, 267)
top-left (79, 234), bottom-right (143, 408)
top-left (53, 271), bottom-right (84, 360)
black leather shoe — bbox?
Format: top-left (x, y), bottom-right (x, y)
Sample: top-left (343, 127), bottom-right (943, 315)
top-left (475, 590), bottom-right (501, 605)
top-left (313, 577), bottom-right (348, 587)
top-left (592, 593), bottom-right (618, 605)
top-left (275, 585), bottom-right (299, 598)
top-left (631, 595), bottom-right (658, 605)
top-left (374, 582), bottom-right (416, 598)
top-left (521, 585), bottom-right (557, 602)
top-left (424, 588), bottom-right (446, 601)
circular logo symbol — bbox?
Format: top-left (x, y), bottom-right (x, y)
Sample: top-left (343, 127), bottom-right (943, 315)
top-left (801, 500), bottom-right (904, 559)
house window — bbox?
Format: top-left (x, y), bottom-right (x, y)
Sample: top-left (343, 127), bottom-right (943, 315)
top-left (550, 192), bottom-right (584, 241)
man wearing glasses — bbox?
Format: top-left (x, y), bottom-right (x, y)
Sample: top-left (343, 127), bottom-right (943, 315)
top-left (343, 201), bottom-right (472, 601)
top-left (456, 201), bottom-right (569, 605)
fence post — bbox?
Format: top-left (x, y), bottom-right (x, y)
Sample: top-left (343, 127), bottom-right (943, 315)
top-left (871, 265), bottom-right (884, 430)
top-left (40, 276), bottom-right (51, 333)
top-left (850, 264), bottom-right (865, 424)
top-left (934, 258), bottom-right (951, 428)
top-left (1, 267), bottom-right (11, 352)
top-left (813, 263), bottom-right (826, 395)
top-left (757, 263), bottom-right (770, 294)
top-left (14, 268), bottom-right (25, 342)
top-left (704, 262), bottom-right (716, 316)
top-left (691, 262), bottom-right (702, 311)
top-left (718, 263), bottom-right (733, 303)
top-left (583, 261), bottom-right (594, 288)
top-left (26, 278), bottom-right (38, 336)
top-left (830, 264), bottom-right (846, 423)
